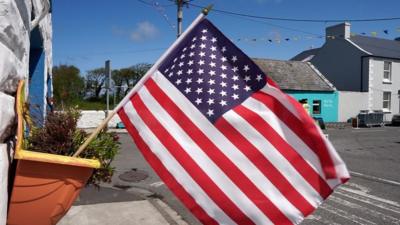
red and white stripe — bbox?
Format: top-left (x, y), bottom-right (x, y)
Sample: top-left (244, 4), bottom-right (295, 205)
top-left (118, 71), bottom-right (350, 225)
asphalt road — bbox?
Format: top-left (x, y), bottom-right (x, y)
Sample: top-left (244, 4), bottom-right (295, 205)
top-left (79, 126), bottom-right (400, 225)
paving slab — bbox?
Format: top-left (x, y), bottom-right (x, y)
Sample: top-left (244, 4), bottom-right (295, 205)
top-left (58, 200), bottom-right (186, 225)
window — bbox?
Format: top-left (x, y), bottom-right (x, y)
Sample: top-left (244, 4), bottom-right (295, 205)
top-left (383, 92), bottom-right (391, 111)
top-left (312, 100), bottom-right (321, 114)
top-left (383, 61), bottom-right (392, 82)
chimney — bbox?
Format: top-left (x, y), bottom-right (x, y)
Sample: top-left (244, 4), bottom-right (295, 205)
top-left (326, 22), bottom-right (351, 41)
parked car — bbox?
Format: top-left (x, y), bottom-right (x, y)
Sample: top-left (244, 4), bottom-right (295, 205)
top-left (392, 114), bottom-right (400, 126)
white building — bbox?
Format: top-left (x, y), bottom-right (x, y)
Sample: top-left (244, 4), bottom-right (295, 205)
top-left (293, 23), bottom-right (400, 122)
top-left (0, 0), bottom-right (52, 223)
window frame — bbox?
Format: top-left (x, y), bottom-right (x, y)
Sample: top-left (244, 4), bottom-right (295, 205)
top-left (312, 100), bottom-right (322, 115)
top-left (382, 91), bottom-right (391, 112)
top-left (383, 61), bottom-right (392, 83)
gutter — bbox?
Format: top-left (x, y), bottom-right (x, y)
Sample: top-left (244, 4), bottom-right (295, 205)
top-left (30, 0), bottom-right (50, 31)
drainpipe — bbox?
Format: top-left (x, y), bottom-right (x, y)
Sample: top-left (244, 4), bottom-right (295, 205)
top-left (30, 0), bottom-right (50, 31)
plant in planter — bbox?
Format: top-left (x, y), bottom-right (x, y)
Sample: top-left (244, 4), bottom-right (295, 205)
top-left (27, 107), bottom-right (119, 187)
top-left (8, 80), bottom-right (119, 225)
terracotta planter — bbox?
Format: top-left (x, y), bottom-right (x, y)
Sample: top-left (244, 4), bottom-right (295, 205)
top-left (7, 81), bottom-right (100, 225)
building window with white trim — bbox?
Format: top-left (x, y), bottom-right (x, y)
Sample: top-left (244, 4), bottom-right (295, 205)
top-left (312, 100), bottom-right (321, 114)
top-left (383, 61), bottom-right (392, 82)
top-left (383, 92), bottom-right (391, 111)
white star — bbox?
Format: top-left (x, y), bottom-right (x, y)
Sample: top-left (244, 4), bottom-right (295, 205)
top-left (244, 75), bottom-right (251, 82)
top-left (221, 56), bottom-right (227, 62)
top-left (221, 65), bottom-right (227, 70)
top-left (176, 79), bottom-right (182, 85)
top-left (220, 81), bottom-right (227, 87)
top-left (232, 93), bottom-right (239, 100)
top-left (210, 46), bottom-right (217, 51)
top-left (195, 88), bottom-right (203, 94)
top-left (173, 57), bottom-right (178, 62)
top-left (196, 78), bottom-right (204, 84)
top-left (210, 54), bottom-right (216, 59)
top-left (208, 79), bottom-right (215, 85)
top-left (187, 69), bottom-right (193, 74)
top-left (179, 62), bottom-right (184, 67)
top-left (244, 85), bottom-right (251, 92)
top-left (232, 67), bottom-right (238, 72)
top-left (201, 29), bottom-right (208, 33)
top-left (232, 84), bottom-right (239, 90)
top-left (184, 87), bottom-right (191, 94)
top-left (243, 65), bottom-right (250, 72)
top-left (201, 35), bottom-right (207, 41)
top-left (198, 60), bottom-right (205, 65)
top-left (232, 55), bottom-right (237, 62)
top-left (219, 100), bottom-right (227, 106)
top-left (186, 78), bottom-right (192, 84)
top-left (200, 43), bottom-right (206, 49)
top-left (192, 37), bottom-right (197, 42)
top-left (209, 70), bottom-right (216, 76)
top-left (220, 90), bottom-right (227, 96)
top-left (256, 74), bottom-right (263, 81)
top-left (207, 88), bottom-right (215, 95)
top-left (232, 75), bottom-right (239, 81)
top-left (211, 37), bottom-right (217, 43)
top-left (222, 46), bottom-right (227, 52)
top-left (164, 68), bottom-right (169, 73)
top-left (189, 52), bottom-right (195, 57)
top-left (220, 73), bottom-right (227, 79)
top-left (197, 69), bottom-right (204, 74)
top-left (206, 109), bottom-right (214, 117)
top-left (190, 44), bottom-right (196, 49)
top-left (168, 72), bottom-right (173, 77)
top-left (209, 62), bottom-right (216, 67)
top-left (188, 60), bottom-right (194, 66)
top-left (177, 70), bottom-right (183, 76)
top-left (199, 52), bottom-right (206, 57)
top-left (171, 64), bottom-right (175, 69)
top-left (195, 98), bottom-right (202, 105)
top-left (207, 98), bottom-right (215, 105)
top-left (182, 47), bottom-right (187, 52)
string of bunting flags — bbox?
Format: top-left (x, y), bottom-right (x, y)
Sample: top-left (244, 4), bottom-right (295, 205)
top-left (233, 27), bottom-right (400, 44)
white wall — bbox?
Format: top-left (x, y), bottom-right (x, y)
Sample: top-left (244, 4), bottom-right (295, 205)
top-left (77, 111), bottom-right (122, 129)
top-left (0, 1), bottom-right (52, 223)
top-left (0, 144), bottom-right (9, 225)
top-left (369, 58), bottom-right (400, 121)
top-left (338, 91), bottom-right (369, 122)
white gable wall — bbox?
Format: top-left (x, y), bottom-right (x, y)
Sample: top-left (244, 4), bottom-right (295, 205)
top-left (368, 57), bottom-right (400, 121)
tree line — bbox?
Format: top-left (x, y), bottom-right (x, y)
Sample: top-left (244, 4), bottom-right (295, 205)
top-left (52, 63), bottom-right (151, 109)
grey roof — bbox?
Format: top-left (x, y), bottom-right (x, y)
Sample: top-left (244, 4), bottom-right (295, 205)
top-left (350, 35), bottom-right (400, 59)
top-left (290, 48), bottom-right (320, 61)
top-left (253, 58), bottom-right (335, 91)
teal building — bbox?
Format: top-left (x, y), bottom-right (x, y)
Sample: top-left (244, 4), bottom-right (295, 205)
top-left (254, 58), bottom-right (338, 122)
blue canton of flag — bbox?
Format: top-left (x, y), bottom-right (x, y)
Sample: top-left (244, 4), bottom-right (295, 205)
top-left (159, 19), bottom-right (266, 123)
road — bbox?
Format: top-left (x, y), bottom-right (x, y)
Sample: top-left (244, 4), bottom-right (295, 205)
top-left (78, 126), bottom-right (400, 225)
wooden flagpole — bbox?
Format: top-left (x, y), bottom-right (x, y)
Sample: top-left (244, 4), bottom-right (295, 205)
top-left (73, 5), bottom-right (213, 157)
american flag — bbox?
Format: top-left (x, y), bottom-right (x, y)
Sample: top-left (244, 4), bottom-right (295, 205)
top-left (118, 16), bottom-right (349, 225)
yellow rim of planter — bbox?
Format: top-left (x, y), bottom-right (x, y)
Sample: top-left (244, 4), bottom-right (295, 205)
top-left (15, 80), bottom-right (101, 169)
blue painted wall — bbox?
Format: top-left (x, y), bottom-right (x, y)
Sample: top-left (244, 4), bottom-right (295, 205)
top-left (29, 48), bottom-right (46, 126)
top-left (286, 91), bottom-right (338, 122)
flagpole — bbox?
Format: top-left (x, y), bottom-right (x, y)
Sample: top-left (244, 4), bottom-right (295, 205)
top-left (73, 5), bottom-right (213, 157)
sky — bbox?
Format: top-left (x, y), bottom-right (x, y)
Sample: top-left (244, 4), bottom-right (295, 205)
top-left (53, 0), bottom-right (400, 74)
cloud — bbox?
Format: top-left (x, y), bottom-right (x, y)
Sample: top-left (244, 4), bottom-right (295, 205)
top-left (130, 21), bottom-right (159, 42)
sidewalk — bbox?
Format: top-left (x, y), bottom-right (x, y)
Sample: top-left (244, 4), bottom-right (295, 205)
top-left (58, 199), bottom-right (188, 225)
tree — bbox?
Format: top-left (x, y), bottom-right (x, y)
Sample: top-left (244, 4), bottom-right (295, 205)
top-left (52, 65), bottom-right (84, 108)
top-left (111, 63), bottom-right (151, 99)
top-left (85, 68), bottom-right (106, 99)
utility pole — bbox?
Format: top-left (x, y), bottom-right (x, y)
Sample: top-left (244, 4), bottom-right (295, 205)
top-left (105, 60), bottom-right (111, 128)
top-left (176, 0), bottom-right (189, 38)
